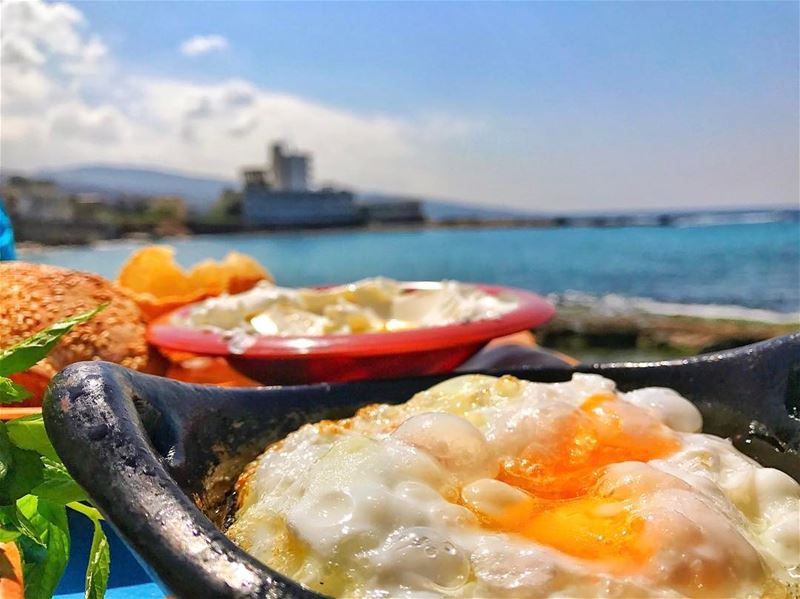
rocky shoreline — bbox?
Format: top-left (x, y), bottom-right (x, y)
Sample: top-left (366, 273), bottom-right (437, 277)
top-left (536, 297), bottom-right (798, 362)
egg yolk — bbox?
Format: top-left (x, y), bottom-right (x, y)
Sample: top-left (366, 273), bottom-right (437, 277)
top-left (498, 495), bottom-right (652, 568)
top-left (498, 393), bottom-right (680, 499)
top-left (469, 393), bottom-right (680, 570)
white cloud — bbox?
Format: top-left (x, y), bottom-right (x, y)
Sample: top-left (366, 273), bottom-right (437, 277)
top-left (222, 80), bottom-right (257, 108)
top-left (49, 102), bottom-right (127, 144)
top-left (0, 0), bottom-right (482, 203)
top-left (1, 67), bottom-right (53, 105)
top-left (179, 35), bottom-right (228, 57)
top-left (123, 77), bottom-right (481, 196)
top-left (1, 35), bottom-right (46, 67)
top-left (1, 0), bottom-right (107, 69)
top-left (7, 0), bottom-right (792, 211)
top-left (228, 114), bottom-right (259, 138)
top-left (2, 0), bottom-right (84, 56)
top-left (1, 0), bottom-right (109, 115)
top-left (1, 1), bottom-right (493, 204)
top-left (62, 35), bottom-right (108, 76)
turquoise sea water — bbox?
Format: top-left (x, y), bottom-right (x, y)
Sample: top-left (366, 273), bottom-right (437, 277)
top-left (21, 221), bottom-right (800, 314)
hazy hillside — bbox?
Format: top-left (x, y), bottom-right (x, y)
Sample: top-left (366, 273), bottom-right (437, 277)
top-left (31, 165), bottom-right (524, 220)
top-left (36, 165), bottom-right (235, 212)
top-left (9, 165), bottom-right (798, 223)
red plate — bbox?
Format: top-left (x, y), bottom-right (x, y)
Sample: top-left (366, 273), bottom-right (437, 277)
top-left (147, 283), bottom-right (555, 385)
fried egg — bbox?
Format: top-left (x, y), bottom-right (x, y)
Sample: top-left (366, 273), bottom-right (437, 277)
top-left (227, 374), bottom-right (800, 598)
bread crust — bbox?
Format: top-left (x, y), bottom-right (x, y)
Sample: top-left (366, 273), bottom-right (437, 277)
top-left (0, 262), bottom-right (155, 375)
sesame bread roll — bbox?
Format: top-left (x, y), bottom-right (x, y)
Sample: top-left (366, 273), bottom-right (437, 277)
top-left (0, 262), bottom-right (160, 379)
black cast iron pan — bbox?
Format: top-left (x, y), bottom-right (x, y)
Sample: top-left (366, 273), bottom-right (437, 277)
top-left (43, 333), bottom-right (800, 599)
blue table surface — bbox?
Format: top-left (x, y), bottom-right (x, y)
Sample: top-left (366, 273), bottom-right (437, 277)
top-left (54, 512), bottom-right (164, 598)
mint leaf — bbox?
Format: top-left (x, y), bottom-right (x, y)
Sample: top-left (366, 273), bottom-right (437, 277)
top-left (0, 304), bottom-right (107, 377)
top-left (0, 527), bottom-right (20, 542)
top-left (67, 502), bottom-right (103, 522)
top-left (17, 496), bottom-right (71, 599)
top-left (84, 519), bottom-right (110, 599)
top-left (0, 305), bottom-right (114, 599)
top-left (0, 504), bottom-right (15, 525)
top-left (0, 423), bottom-right (12, 482)
top-left (1, 446), bottom-right (44, 503)
top-left (0, 376), bottom-right (31, 405)
top-left (14, 500), bottom-right (47, 547)
top-left (30, 458), bottom-right (88, 504)
top-left (0, 506), bottom-right (21, 542)
top-left (6, 414), bottom-right (59, 462)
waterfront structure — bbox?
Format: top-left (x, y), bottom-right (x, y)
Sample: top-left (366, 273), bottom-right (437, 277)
top-left (0, 177), bottom-right (118, 243)
top-left (242, 143), bottom-right (362, 228)
top-left (242, 143), bottom-right (363, 229)
top-left (244, 187), bottom-right (363, 228)
top-left (241, 142), bottom-right (426, 229)
top-left (270, 144), bottom-right (310, 192)
top-left (3, 177), bottom-right (73, 220)
top-left (361, 199), bottom-right (425, 224)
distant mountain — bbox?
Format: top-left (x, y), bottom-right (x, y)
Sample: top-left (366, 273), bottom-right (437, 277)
top-left (36, 165), bottom-right (235, 213)
top-left (11, 165), bottom-right (798, 224)
top-left (29, 165), bottom-right (529, 220)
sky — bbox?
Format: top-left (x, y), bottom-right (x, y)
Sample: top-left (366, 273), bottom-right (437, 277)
top-left (1, 0), bottom-right (798, 212)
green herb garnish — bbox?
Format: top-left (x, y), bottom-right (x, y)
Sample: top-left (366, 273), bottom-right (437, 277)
top-left (1, 306), bottom-right (110, 599)
top-left (0, 304), bottom-right (107, 380)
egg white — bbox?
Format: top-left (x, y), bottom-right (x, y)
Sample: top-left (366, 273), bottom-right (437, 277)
top-left (228, 374), bottom-right (800, 598)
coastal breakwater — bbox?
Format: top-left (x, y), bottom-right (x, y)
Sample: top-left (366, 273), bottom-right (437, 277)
top-left (537, 293), bottom-right (799, 361)
top-left (12, 207), bottom-right (799, 247)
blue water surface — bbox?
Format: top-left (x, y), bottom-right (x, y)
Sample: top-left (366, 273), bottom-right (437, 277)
top-left (23, 222), bottom-right (800, 312)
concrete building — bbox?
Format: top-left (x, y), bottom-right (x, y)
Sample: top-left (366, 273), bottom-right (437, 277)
top-left (241, 141), bottom-right (426, 229)
top-left (244, 188), bottom-right (362, 228)
top-left (3, 178), bottom-right (73, 221)
top-left (270, 143), bottom-right (310, 192)
top-left (242, 143), bottom-right (362, 228)
top-left (0, 177), bottom-right (119, 244)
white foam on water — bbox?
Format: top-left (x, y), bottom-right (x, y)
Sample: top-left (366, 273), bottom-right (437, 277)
top-left (551, 291), bottom-right (800, 325)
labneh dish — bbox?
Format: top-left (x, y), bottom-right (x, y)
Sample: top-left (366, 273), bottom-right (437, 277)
top-left (227, 374), bottom-right (800, 598)
top-left (175, 277), bottom-right (518, 338)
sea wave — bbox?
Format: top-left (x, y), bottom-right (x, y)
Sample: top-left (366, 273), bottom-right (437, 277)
top-left (670, 212), bottom-right (795, 228)
top-left (549, 291), bottom-right (800, 325)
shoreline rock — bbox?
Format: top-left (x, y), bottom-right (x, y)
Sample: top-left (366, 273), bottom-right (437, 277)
top-left (536, 300), bottom-right (798, 362)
